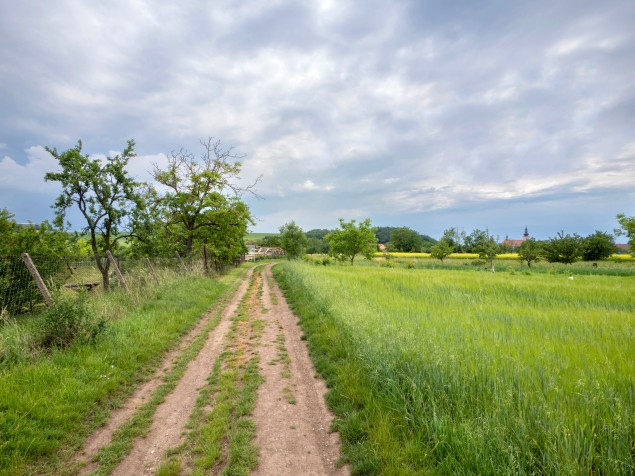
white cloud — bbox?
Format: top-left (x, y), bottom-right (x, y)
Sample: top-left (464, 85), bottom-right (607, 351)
top-left (0, 147), bottom-right (59, 194)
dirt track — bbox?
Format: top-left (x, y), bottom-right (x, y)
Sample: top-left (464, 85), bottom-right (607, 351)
top-left (71, 264), bottom-right (347, 475)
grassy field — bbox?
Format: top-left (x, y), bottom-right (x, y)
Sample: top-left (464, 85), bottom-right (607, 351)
top-left (274, 261), bottom-right (635, 474)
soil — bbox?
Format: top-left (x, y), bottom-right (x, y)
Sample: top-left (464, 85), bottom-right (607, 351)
top-left (70, 264), bottom-right (348, 475)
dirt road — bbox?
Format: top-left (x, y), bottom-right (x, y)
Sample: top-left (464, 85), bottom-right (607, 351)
top-left (70, 264), bottom-right (347, 475)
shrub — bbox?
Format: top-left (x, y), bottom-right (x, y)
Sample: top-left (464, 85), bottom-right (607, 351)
top-left (37, 292), bottom-right (106, 349)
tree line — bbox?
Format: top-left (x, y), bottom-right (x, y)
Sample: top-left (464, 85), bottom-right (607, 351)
top-left (265, 215), bottom-right (635, 268)
top-left (2, 137), bottom-right (258, 291)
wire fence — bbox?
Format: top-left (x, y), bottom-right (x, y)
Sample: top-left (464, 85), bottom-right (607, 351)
top-left (0, 253), bottom-right (243, 318)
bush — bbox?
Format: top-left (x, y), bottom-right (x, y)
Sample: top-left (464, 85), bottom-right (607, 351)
top-left (37, 292), bottom-right (106, 349)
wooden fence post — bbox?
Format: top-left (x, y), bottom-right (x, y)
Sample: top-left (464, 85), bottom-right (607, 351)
top-left (21, 253), bottom-right (54, 306)
top-left (145, 258), bottom-right (159, 283)
top-left (175, 251), bottom-right (188, 272)
top-left (106, 251), bottom-right (129, 293)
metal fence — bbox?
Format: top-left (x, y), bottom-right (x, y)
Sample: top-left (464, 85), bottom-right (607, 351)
top-left (0, 254), bottom-right (208, 317)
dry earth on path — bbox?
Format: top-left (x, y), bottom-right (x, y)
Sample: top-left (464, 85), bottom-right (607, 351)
top-left (69, 264), bottom-right (347, 475)
top-left (251, 264), bottom-right (348, 476)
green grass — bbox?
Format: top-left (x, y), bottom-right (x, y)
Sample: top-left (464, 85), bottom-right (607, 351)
top-left (274, 262), bottom-right (635, 475)
top-left (0, 265), bottom-right (250, 475)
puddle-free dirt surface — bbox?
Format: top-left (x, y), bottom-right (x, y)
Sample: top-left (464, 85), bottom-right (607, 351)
top-left (71, 264), bottom-right (347, 475)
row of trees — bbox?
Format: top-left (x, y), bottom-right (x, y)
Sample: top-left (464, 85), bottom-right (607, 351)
top-left (273, 216), bottom-right (634, 268)
top-left (3, 137), bottom-right (258, 290)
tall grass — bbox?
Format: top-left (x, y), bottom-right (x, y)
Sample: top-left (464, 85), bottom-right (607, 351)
top-left (275, 262), bottom-right (635, 475)
top-left (0, 265), bottom-right (249, 475)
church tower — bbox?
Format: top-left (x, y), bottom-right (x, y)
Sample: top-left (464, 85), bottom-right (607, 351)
top-left (523, 226), bottom-right (529, 241)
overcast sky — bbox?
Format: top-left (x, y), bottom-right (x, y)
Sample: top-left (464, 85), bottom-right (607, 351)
top-left (1, 0), bottom-right (634, 240)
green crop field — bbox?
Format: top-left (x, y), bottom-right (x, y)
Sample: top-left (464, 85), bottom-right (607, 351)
top-left (274, 262), bottom-right (635, 474)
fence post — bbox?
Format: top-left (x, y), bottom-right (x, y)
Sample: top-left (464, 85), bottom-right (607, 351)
top-left (21, 253), bottom-right (54, 306)
top-left (106, 251), bottom-right (129, 293)
top-left (175, 251), bottom-right (188, 272)
top-left (145, 258), bottom-right (159, 283)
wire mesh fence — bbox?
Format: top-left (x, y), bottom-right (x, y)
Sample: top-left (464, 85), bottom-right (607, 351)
top-left (0, 253), bottom-right (239, 318)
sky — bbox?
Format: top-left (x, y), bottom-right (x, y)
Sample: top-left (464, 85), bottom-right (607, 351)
top-left (1, 0), bottom-right (634, 241)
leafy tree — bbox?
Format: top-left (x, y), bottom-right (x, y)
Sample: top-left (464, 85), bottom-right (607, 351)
top-left (541, 231), bottom-right (583, 264)
top-left (45, 140), bottom-right (141, 289)
top-left (616, 214), bottom-right (635, 251)
top-left (463, 229), bottom-right (489, 253)
top-left (441, 227), bottom-right (465, 253)
top-left (325, 218), bottom-right (377, 265)
top-left (517, 238), bottom-right (541, 267)
top-left (389, 227), bottom-right (423, 252)
top-left (258, 235), bottom-right (282, 248)
top-left (375, 226), bottom-right (396, 245)
top-left (419, 234), bottom-right (437, 252)
top-left (150, 137), bottom-right (258, 259)
top-left (279, 221), bottom-right (308, 260)
top-left (305, 229), bottom-right (331, 254)
top-left (581, 231), bottom-right (616, 261)
top-left (472, 231), bottom-right (499, 272)
top-left (430, 239), bottom-right (453, 261)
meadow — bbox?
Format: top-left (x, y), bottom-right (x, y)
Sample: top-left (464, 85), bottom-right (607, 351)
top-left (274, 261), bottom-right (635, 475)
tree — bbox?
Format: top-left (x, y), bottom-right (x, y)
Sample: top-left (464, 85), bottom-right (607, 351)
top-left (279, 221), bottom-right (308, 260)
top-left (472, 231), bottom-right (499, 272)
top-left (541, 231), bottom-right (583, 264)
top-left (463, 229), bottom-right (489, 253)
top-left (306, 229), bottom-right (330, 254)
top-left (389, 227), bottom-right (423, 252)
top-left (325, 218), bottom-right (377, 265)
top-left (150, 137), bottom-right (258, 259)
top-left (581, 231), bottom-right (616, 261)
top-left (430, 239), bottom-right (453, 262)
top-left (45, 140), bottom-right (141, 289)
top-left (616, 214), bottom-right (635, 251)
top-left (441, 227), bottom-right (465, 253)
top-left (517, 238), bottom-right (541, 267)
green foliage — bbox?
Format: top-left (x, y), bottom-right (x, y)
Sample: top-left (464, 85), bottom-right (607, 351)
top-left (389, 227), bottom-right (422, 252)
top-left (325, 218), bottom-right (377, 265)
top-left (278, 221), bottom-right (308, 260)
top-left (45, 140), bottom-right (141, 288)
top-left (37, 292), bottom-right (106, 349)
top-left (469, 229), bottom-right (499, 270)
top-left (305, 229), bottom-right (331, 254)
top-left (581, 230), bottom-right (616, 261)
top-left (441, 227), bottom-right (465, 252)
top-left (430, 239), bottom-right (453, 261)
top-left (616, 213), bottom-right (635, 251)
top-left (257, 235), bottom-right (281, 248)
top-left (517, 238), bottom-right (541, 267)
top-left (542, 231), bottom-right (583, 264)
top-left (0, 210), bottom-right (86, 315)
top-left (148, 138), bottom-right (255, 264)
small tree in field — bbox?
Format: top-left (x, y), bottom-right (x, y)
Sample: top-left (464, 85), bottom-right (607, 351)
top-left (581, 231), bottom-right (616, 261)
top-left (45, 140), bottom-right (141, 289)
top-left (615, 214), bottom-right (635, 252)
top-left (430, 239), bottom-right (453, 262)
top-left (325, 218), bottom-right (377, 265)
top-left (518, 238), bottom-right (541, 267)
top-left (279, 221), bottom-right (308, 260)
top-left (541, 231), bottom-right (582, 264)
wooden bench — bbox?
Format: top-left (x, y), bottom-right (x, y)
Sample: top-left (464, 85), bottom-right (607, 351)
top-left (63, 281), bottom-right (101, 291)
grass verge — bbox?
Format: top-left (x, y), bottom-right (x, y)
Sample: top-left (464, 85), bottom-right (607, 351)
top-left (0, 265), bottom-right (250, 475)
